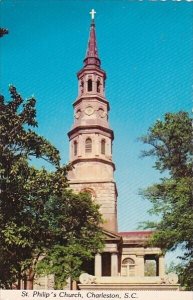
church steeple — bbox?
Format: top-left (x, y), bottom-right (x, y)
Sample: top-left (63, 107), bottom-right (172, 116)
top-left (84, 14), bottom-right (101, 67)
top-left (68, 10), bottom-right (118, 232)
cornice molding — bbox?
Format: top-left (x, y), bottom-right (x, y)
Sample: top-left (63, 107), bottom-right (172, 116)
top-left (70, 157), bottom-right (116, 171)
top-left (73, 95), bottom-right (110, 111)
top-left (68, 124), bottom-right (114, 140)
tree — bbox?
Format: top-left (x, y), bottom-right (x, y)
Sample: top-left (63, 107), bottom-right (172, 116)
top-left (36, 191), bottom-right (103, 289)
top-left (0, 86), bottom-right (103, 289)
top-left (140, 112), bottom-right (193, 290)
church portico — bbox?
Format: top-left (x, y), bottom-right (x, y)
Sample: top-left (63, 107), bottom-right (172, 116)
top-left (93, 230), bottom-right (121, 278)
top-left (78, 228), bottom-right (179, 289)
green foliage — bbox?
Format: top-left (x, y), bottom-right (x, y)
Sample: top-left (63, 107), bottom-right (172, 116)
top-left (144, 260), bottom-right (156, 276)
top-left (140, 112), bottom-right (192, 177)
top-left (0, 86), bottom-right (103, 289)
top-left (36, 191), bottom-right (103, 288)
top-left (167, 261), bottom-right (193, 291)
top-left (140, 112), bottom-right (193, 290)
top-left (178, 260), bottom-right (193, 290)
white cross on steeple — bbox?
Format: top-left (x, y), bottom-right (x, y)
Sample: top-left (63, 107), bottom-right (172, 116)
top-left (90, 9), bottom-right (96, 20)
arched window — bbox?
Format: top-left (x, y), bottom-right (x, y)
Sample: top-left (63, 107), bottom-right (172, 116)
top-left (101, 139), bottom-right (106, 155)
top-left (122, 258), bottom-right (135, 277)
top-left (85, 138), bottom-right (92, 153)
top-left (74, 141), bottom-right (78, 156)
top-left (97, 80), bottom-right (101, 93)
top-left (81, 188), bottom-right (96, 201)
top-left (88, 79), bottom-right (92, 92)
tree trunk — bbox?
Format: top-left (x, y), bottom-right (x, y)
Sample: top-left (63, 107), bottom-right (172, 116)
top-left (17, 277), bottom-right (21, 289)
top-left (26, 268), bottom-right (35, 290)
top-left (26, 278), bottom-right (34, 290)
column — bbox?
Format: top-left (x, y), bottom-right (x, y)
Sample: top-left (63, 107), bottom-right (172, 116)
top-left (95, 253), bottom-right (102, 276)
top-left (159, 255), bottom-right (165, 277)
top-left (94, 75), bottom-right (97, 93)
top-left (111, 252), bottom-right (118, 276)
top-left (95, 134), bottom-right (99, 156)
top-left (78, 134), bottom-right (82, 157)
top-left (137, 255), bottom-right (144, 276)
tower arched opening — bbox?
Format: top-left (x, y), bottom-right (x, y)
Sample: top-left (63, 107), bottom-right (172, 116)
top-left (101, 139), bottom-right (106, 155)
top-left (74, 141), bottom-right (78, 156)
top-left (85, 137), bottom-right (92, 153)
top-left (88, 79), bottom-right (92, 92)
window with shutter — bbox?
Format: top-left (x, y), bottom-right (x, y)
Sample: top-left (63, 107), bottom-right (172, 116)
top-left (85, 138), bottom-right (92, 153)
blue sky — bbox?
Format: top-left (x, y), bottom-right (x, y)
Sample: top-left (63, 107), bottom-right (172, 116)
top-left (1, 0), bottom-right (192, 242)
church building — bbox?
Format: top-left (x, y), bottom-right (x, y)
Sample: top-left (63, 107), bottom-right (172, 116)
top-left (67, 11), bottom-right (179, 290)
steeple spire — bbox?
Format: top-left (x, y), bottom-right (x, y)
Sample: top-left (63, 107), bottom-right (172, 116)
top-left (84, 9), bottom-right (101, 67)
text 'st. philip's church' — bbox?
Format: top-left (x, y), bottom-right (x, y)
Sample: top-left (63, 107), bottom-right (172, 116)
top-left (34, 10), bottom-right (179, 290)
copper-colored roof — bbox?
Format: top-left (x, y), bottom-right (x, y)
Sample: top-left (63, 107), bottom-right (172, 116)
top-left (118, 231), bottom-right (153, 246)
top-left (119, 231), bottom-right (153, 237)
top-left (84, 19), bottom-right (101, 67)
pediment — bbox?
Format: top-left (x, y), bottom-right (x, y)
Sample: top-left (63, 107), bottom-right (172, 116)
top-left (102, 229), bottom-right (122, 241)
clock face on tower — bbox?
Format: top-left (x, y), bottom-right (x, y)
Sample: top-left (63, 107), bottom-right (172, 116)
top-left (85, 106), bottom-right (94, 116)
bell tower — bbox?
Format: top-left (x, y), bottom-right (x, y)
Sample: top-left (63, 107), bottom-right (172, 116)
top-left (68, 11), bottom-right (118, 232)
